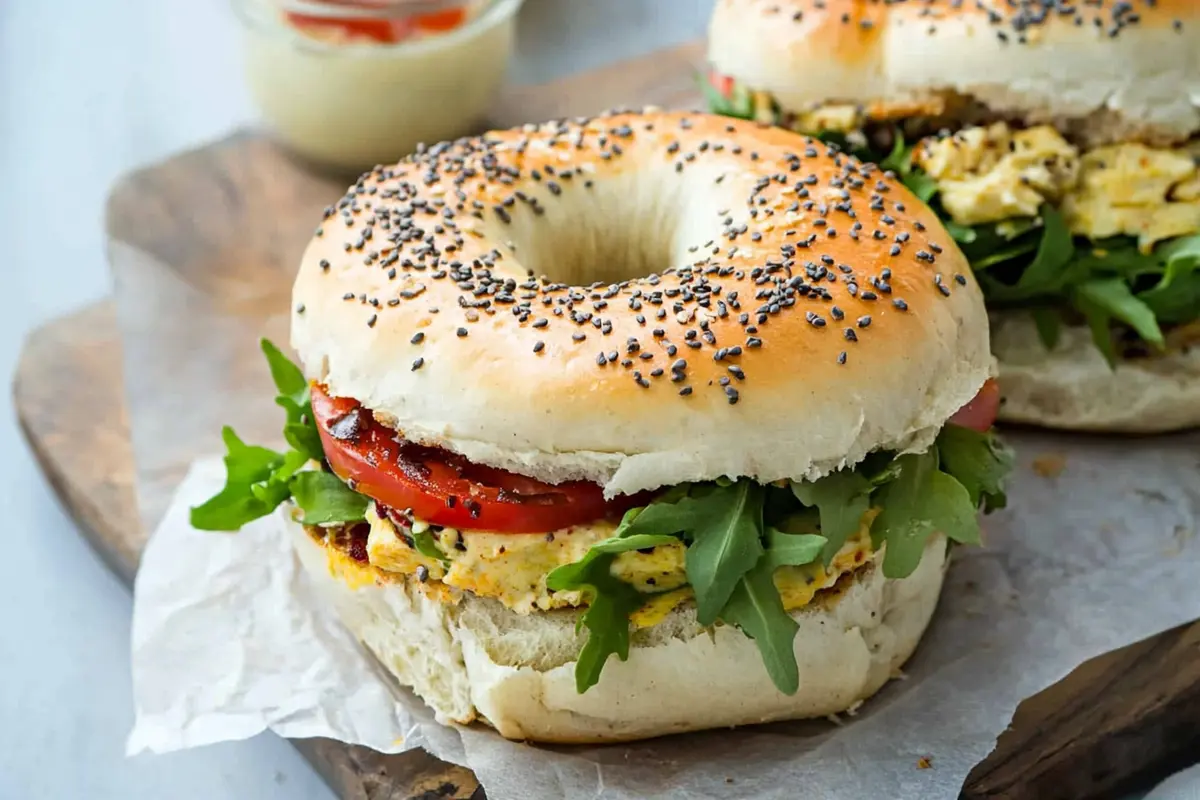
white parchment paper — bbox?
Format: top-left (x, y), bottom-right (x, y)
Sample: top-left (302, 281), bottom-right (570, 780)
top-left (128, 432), bottom-right (1200, 798)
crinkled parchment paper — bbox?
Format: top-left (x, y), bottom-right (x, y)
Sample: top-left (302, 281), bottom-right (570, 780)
top-left (128, 431), bottom-right (1200, 798)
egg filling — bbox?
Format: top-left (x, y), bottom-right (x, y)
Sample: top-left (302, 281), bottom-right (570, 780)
top-left (705, 72), bottom-right (1200, 359)
top-left (913, 124), bottom-right (1200, 252)
top-left (307, 503), bottom-right (879, 628)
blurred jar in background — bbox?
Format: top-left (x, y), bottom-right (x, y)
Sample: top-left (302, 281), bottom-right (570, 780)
top-left (232, 0), bottom-right (524, 174)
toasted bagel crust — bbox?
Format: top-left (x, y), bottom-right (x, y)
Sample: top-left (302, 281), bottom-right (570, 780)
top-left (708, 0), bottom-right (1200, 145)
top-left (292, 111), bottom-right (990, 496)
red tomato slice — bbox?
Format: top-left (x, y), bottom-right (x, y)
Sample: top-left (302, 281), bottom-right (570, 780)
top-left (708, 69), bottom-right (735, 99)
top-left (311, 384), bottom-right (636, 532)
top-left (948, 378), bottom-right (1000, 432)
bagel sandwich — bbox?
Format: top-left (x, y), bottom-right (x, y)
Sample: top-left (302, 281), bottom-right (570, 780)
top-left (705, 0), bottom-right (1200, 431)
top-left (190, 110), bottom-right (1012, 744)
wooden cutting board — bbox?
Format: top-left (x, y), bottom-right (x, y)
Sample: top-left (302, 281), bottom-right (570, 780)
top-left (14, 40), bottom-right (1200, 799)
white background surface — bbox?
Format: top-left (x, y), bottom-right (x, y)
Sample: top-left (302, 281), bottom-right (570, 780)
top-left (0, 1), bottom-right (708, 796)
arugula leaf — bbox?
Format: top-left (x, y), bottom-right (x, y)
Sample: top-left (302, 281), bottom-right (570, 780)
top-left (1159, 233), bottom-right (1200, 265)
top-left (719, 558), bottom-right (800, 695)
top-left (567, 559), bottom-right (645, 693)
top-left (1138, 235), bottom-right (1200, 324)
top-left (936, 426), bottom-right (1013, 512)
top-left (969, 234), bottom-right (1041, 271)
top-left (1031, 307), bottom-right (1062, 350)
top-left (791, 470), bottom-right (871, 566)
top-left (875, 132), bottom-right (939, 203)
top-left (902, 171), bottom-right (939, 203)
top-left (291, 471), bottom-right (369, 525)
top-left (859, 451), bottom-right (905, 485)
top-left (190, 427), bottom-right (289, 531)
top-left (684, 481), bottom-right (765, 625)
top-left (1075, 278), bottom-right (1165, 358)
top-left (548, 439), bottom-right (1010, 694)
top-left (879, 132), bottom-right (912, 175)
top-left (589, 533), bottom-right (681, 554)
top-left (610, 491), bottom-right (707, 539)
top-left (718, 522), bottom-right (825, 697)
top-left (873, 452), bottom-right (981, 578)
top-left (1075, 289), bottom-right (1120, 366)
top-left (597, 481), bottom-right (766, 627)
top-left (261, 339), bottom-right (307, 401)
top-left (954, 213), bottom-right (1195, 355)
top-left (1068, 242), bottom-right (1164, 282)
top-left (761, 527), bottom-right (827, 571)
top-left (412, 529), bottom-right (449, 564)
top-left (546, 547), bottom-right (645, 693)
top-left (261, 339), bottom-right (325, 462)
top-left (191, 339), bottom-right (367, 532)
top-left (1014, 206), bottom-right (1076, 293)
top-left (944, 221), bottom-right (979, 244)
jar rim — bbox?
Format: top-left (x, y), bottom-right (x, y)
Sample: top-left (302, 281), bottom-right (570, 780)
top-left (231, 0), bottom-right (524, 53)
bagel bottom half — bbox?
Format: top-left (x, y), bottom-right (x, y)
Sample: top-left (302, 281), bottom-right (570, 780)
top-left (288, 515), bottom-right (948, 744)
top-left (992, 313), bottom-right (1200, 433)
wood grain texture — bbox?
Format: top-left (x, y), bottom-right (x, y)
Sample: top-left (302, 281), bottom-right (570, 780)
top-left (14, 302), bottom-right (140, 583)
top-left (13, 36), bottom-right (1200, 800)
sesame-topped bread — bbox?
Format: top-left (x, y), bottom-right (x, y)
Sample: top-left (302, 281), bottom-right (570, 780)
top-left (291, 110), bottom-right (991, 497)
top-left (708, 0), bottom-right (1200, 147)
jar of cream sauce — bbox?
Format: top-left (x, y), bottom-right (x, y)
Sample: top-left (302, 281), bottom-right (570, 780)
top-left (233, 0), bottom-right (524, 173)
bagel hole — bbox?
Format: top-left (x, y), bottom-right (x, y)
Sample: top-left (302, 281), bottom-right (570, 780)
top-left (500, 173), bottom-right (686, 286)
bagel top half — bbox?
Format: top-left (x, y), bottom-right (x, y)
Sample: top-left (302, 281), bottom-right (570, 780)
top-left (708, 0), bottom-right (1200, 146)
top-left (292, 110), bottom-right (990, 497)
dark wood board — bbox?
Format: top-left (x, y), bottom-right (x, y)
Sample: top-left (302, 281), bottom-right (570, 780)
top-left (13, 39), bottom-right (1200, 800)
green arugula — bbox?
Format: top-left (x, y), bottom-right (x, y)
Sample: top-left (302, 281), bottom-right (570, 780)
top-left (1014, 206), bottom-right (1076, 293)
top-left (872, 452), bottom-right (980, 579)
top-left (719, 557), bottom-right (802, 694)
top-left (548, 550), bottom-right (647, 694)
top-left (683, 481), bottom-right (766, 625)
top-left (412, 529), bottom-right (450, 565)
top-left (791, 471), bottom-right (871, 566)
top-left (1137, 235), bottom-right (1200, 324)
top-left (876, 131), bottom-right (938, 202)
top-left (545, 521), bottom-right (678, 693)
top-left (966, 214), bottom-right (1196, 363)
top-left (708, 84), bottom-right (1200, 359)
top-left (291, 471), bottom-right (369, 525)
top-left (189, 339), bottom-right (367, 531)
top-left (1031, 307), bottom-right (1063, 350)
top-left (936, 426), bottom-right (1014, 513)
top-left (926, 198), bottom-right (1199, 362)
top-left (551, 429), bottom-right (1011, 694)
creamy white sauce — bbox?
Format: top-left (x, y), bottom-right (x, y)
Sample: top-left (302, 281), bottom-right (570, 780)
top-left (236, 0), bottom-right (522, 172)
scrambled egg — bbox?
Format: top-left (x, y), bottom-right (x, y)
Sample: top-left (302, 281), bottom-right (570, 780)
top-left (631, 524), bottom-right (877, 629)
top-left (915, 123), bottom-right (1079, 225)
top-left (791, 103), bottom-right (864, 135)
top-left (1062, 145), bottom-right (1200, 250)
top-left (915, 122), bottom-right (1200, 250)
top-left (327, 503), bottom-right (878, 627)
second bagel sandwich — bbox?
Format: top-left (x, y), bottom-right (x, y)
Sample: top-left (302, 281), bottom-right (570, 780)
top-left (190, 110), bottom-right (1012, 743)
top-left (707, 0), bottom-right (1200, 431)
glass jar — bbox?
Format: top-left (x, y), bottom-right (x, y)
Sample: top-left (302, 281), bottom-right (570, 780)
top-left (232, 0), bottom-right (524, 174)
